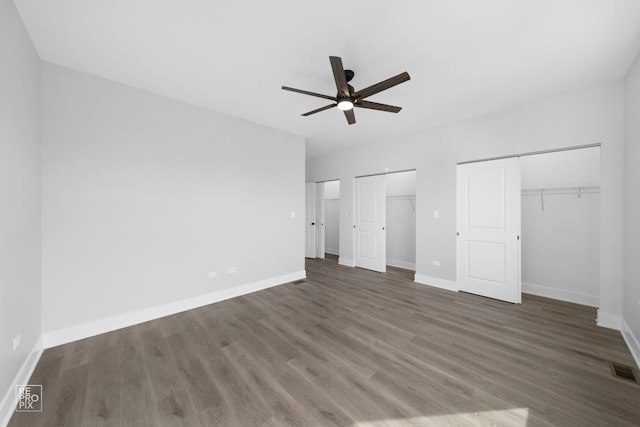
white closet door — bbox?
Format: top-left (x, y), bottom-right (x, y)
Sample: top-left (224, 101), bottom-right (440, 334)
top-left (457, 158), bottom-right (521, 303)
top-left (305, 182), bottom-right (317, 259)
top-left (354, 175), bottom-right (386, 272)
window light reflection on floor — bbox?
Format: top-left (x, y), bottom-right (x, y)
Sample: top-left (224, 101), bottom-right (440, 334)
top-left (351, 408), bottom-right (530, 427)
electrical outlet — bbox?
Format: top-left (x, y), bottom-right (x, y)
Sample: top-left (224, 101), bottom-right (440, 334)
top-left (432, 260), bottom-right (441, 267)
top-left (227, 267), bottom-right (237, 274)
top-left (208, 272), bottom-right (217, 279)
top-left (13, 334), bottom-right (20, 351)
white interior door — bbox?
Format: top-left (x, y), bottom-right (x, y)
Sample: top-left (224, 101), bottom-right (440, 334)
top-left (316, 182), bottom-right (326, 258)
top-left (354, 175), bottom-right (386, 272)
top-left (305, 182), bottom-right (317, 258)
top-left (457, 158), bottom-right (521, 303)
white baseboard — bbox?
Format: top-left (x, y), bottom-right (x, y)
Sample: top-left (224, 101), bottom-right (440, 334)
top-left (42, 270), bottom-right (306, 349)
top-left (325, 248), bottom-right (339, 256)
top-left (387, 258), bottom-right (416, 271)
top-left (522, 282), bottom-right (599, 307)
top-left (414, 274), bottom-right (458, 292)
top-left (597, 310), bottom-right (622, 330)
top-left (1, 336), bottom-right (43, 427)
top-left (338, 257), bottom-right (354, 267)
top-left (621, 319), bottom-right (640, 369)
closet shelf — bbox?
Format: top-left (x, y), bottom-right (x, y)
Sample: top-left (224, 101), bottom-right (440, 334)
top-left (522, 186), bottom-right (599, 211)
top-left (387, 195), bottom-right (416, 211)
top-left (386, 195), bottom-right (416, 200)
top-left (521, 185), bottom-right (599, 196)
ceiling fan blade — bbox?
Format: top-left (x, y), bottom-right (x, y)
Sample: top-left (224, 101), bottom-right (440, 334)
top-left (302, 103), bottom-right (337, 116)
top-left (329, 56), bottom-right (350, 97)
top-left (344, 108), bottom-right (356, 125)
top-left (354, 100), bottom-right (402, 113)
top-left (282, 86), bottom-right (336, 101)
top-left (353, 72), bottom-right (410, 99)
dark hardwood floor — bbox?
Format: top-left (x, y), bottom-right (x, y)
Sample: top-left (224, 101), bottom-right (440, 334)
top-left (9, 255), bottom-right (640, 426)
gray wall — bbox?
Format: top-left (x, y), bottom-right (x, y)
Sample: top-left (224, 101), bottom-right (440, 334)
top-left (624, 50), bottom-right (640, 359)
top-left (307, 82), bottom-right (624, 323)
top-left (0, 0), bottom-right (41, 421)
top-left (40, 62), bottom-right (305, 334)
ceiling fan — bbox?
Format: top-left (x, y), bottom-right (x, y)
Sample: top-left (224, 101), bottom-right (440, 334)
top-left (282, 56), bottom-right (410, 125)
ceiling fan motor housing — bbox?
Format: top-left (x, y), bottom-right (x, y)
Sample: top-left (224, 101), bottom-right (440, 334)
top-left (344, 69), bottom-right (355, 82)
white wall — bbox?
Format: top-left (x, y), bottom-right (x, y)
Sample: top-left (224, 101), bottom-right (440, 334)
top-left (624, 50), bottom-right (640, 365)
top-left (40, 62), bottom-right (305, 337)
top-left (324, 180), bottom-right (340, 199)
top-left (307, 82), bottom-right (624, 323)
top-left (386, 171), bottom-right (416, 270)
top-left (521, 193), bottom-right (600, 305)
top-left (520, 148), bottom-right (600, 189)
top-left (0, 0), bottom-right (42, 422)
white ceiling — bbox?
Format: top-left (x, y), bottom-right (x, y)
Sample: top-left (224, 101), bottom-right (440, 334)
top-left (14, 0), bottom-right (640, 159)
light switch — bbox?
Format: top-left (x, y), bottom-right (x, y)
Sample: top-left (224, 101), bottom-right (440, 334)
top-left (434, 210), bottom-right (439, 218)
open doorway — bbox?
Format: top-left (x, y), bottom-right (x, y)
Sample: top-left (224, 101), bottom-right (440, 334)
top-left (386, 170), bottom-right (416, 271)
top-left (520, 146), bottom-right (600, 306)
top-left (306, 180), bottom-right (341, 259)
top-left (353, 170), bottom-right (416, 273)
top-left (322, 180), bottom-right (340, 258)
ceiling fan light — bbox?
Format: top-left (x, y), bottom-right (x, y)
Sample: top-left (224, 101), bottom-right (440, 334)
top-left (337, 100), bottom-right (354, 111)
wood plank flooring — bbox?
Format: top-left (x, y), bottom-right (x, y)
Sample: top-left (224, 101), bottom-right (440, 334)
top-left (9, 255), bottom-right (640, 426)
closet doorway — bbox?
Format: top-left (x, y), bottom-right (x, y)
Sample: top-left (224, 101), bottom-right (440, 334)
top-left (520, 146), bottom-right (600, 307)
top-left (353, 170), bottom-right (416, 273)
top-left (456, 144), bottom-right (601, 305)
top-left (321, 180), bottom-right (340, 259)
top-left (385, 170), bottom-right (417, 271)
